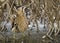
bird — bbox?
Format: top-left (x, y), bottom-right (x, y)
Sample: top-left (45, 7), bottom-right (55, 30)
top-left (15, 7), bottom-right (28, 32)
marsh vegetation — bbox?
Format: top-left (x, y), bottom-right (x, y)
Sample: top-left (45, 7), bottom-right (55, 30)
top-left (0, 0), bottom-right (60, 43)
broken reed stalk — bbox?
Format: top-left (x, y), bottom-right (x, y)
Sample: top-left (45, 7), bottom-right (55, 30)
top-left (35, 19), bottom-right (39, 32)
top-left (54, 21), bottom-right (60, 36)
top-left (44, 23), bottom-right (54, 40)
top-left (9, 0), bottom-right (15, 16)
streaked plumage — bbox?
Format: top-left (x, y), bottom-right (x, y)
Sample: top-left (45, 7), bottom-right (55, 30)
top-left (16, 7), bottom-right (28, 32)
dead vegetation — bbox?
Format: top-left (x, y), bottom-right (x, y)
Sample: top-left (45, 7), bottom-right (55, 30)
top-left (0, 0), bottom-right (60, 42)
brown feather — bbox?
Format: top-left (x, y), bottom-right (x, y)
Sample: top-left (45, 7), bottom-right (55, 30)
top-left (16, 7), bottom-right (28, 32)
